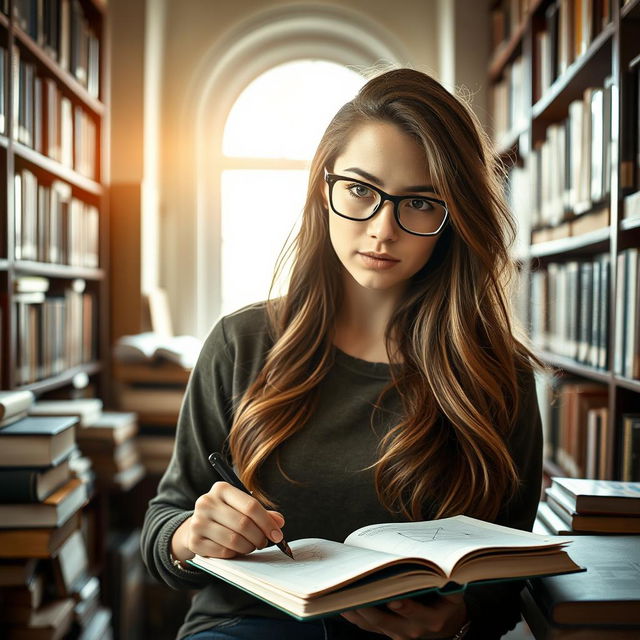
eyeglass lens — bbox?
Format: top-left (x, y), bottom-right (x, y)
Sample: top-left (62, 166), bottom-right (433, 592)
top-left (331, 179), bottom-right (446, 234)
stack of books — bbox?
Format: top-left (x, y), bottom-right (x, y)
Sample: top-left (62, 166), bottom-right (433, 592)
top-left (28, 399), bottom-right (145, 494)
top-left (522, 535), bottom-right (640, 639)
top-left (0, 390), bottom-right (113, 638)
top-left (76, 412), bottom-right (145, 492)
top-left (537, 478), bottom-right (640, 534)
top-left (112, 332), bottom-right (198, 427)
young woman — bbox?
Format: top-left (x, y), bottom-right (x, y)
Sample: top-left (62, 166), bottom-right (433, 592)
top-left (141, 67), bottom-right (545, 640)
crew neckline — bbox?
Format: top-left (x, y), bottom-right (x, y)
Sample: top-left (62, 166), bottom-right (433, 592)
top-left (333, 346), bottom-right (392, 379)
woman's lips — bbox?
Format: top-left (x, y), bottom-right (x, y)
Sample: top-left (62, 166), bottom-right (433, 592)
top-left (357, 252), bottom-right (400, 269)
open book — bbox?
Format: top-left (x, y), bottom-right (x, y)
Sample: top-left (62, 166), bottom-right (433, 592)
top-left (188, 515), bottom-right (582, 620)
top-left (112, 333), bottom-right (202, 369)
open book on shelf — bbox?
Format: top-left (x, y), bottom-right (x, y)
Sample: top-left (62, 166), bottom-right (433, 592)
top-left (188, 515), bottom-right (582, 620)
top-left (112, 332), bottom-right (202, 369)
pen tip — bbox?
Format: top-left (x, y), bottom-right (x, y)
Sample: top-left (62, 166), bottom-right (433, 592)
top-left (281, 540), bottom-right (294, 560)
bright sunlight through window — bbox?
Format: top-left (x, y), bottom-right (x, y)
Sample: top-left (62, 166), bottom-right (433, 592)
top-left (220, 60), bottom-right (366, 315)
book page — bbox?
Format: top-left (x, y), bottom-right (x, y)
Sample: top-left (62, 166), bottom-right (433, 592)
top-left (344, 515), bottom-right (563, 577)
top-left (192, 538), bottom-right (439, 599)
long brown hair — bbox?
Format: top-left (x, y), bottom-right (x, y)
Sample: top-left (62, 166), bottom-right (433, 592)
top-left (228, 67), bottom-right (547, 521)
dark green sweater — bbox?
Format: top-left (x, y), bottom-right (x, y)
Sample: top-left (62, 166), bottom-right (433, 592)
top-left (140, 303), bottom-right (543, 639)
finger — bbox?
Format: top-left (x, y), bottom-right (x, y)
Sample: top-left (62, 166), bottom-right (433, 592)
top-left (218, 484), bottom-right (284, 543)
top-left (210, 483), bottom-right (281, 546)
top-left (194, 489), bottom-right (267, 550)
top-left (339, 610), bottom-right (381, 634)
top-left (267, 510), bottom-right (285, 527)
top-left (197, 521), bottom-right (257, 556)
top-left (387, 594), bottom-right (467, 636)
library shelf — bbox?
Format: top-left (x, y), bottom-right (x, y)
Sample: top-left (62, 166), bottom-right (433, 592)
top-left (13, 24), bottom-right (104, 116)
top-left (489, 19), bottom-right (527, 81)
top-left (13, 261), bottom-right (105, 280)
top-left (16, 361), bottom-right (102, 395)
top-left (614, 375), bottom-right (640, 394)
top-left (535, 350), bottom-right (611, 385)
top-left (14, 142), bottom-right (103, 195)
top-left (532, 23), bottom-right (614, 122)
top-left (529, 226), bottom-right (610, 258)
top-left (622, 0), bottom-right (640, 19)
top-left (621, 216), bottom-right (640, 232)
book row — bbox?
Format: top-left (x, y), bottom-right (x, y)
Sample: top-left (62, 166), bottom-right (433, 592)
top-left (529, 80), bottom-right (613, 229)
top-left (14, 282), bottom-right (96, 385)
top-left (12, 0), bottom-right (101, 99)
top-left (490, 55), bottom-right (527, 149)
top-left (614, 247), bottom-right (640, 380)
top-left (490, 0), bottom-right (532, 54)
top-left (14, 168), bottom-right (100, 267)
top-left (0, 44), bottom-right (98, 180)
top-left (534, 0), bottom-right (613, 102)
top-left (536, 372), bottom-right (640, 481)
top-left (530, 255), bottom-right (611, 370)
top-left (622, 55), bottom-right (640, 194)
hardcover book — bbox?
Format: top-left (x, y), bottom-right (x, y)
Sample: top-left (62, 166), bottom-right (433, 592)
top-left (188, 515), bottom-right (581, 621)
top-left (551, 477), bottom-right (640, 514)
top-left (0, 478), bottom-right (88, 528)
top-left (545, 486), bottom-right (640, 533)
top-left (526, 535), bottom-right (640, 626)
top-left (0, 416), bottom-right (77, 467)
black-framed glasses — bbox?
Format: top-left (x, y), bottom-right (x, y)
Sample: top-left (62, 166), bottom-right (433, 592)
top-left (324, 168), bottom-right (449, 236)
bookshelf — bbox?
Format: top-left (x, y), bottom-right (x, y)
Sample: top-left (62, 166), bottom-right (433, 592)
top-left (489, 0), bottom-right (640, 484)
top-left (0, 0), bottom-right (109, 400)
top-left (0, 0), bottom-right (112, 634)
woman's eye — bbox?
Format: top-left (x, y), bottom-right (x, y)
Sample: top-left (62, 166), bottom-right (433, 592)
top-left (409, 198), bottom-right (433, 211)
top-left (347, 184), bottom-right (372, 198)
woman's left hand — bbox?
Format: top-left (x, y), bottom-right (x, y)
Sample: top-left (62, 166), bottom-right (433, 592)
top-left (340, 592), bottom-right (468, 639)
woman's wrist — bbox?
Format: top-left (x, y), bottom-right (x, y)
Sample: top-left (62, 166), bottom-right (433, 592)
top-left (170, 515), bottom-right (195, 564)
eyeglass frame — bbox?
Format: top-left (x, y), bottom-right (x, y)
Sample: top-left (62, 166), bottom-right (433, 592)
top-left (323, 168), bottom-right (449, 237)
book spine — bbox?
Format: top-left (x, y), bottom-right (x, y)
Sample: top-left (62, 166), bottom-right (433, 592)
top-left (0, 469), bottom-right (38, 502)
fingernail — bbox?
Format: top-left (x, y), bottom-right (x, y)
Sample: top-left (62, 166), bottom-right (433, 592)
top-left (271, 529), bottom-right (283, 542)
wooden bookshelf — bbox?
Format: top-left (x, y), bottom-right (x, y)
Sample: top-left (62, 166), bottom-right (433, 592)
top-left (0, 0), bottom-right (109, 399)
top-left (489, 0), bottom-right (640, 483)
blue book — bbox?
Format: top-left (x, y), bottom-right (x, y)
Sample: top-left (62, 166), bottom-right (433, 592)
top-left (0, 416), bottom-right (78, 468)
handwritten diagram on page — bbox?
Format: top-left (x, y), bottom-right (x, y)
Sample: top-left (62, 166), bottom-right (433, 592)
top-left (344, 515), bottom-right (557, 576)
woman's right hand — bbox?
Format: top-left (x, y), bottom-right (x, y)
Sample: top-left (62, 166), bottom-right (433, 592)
top-left (170, 481), bottom-right (285, 564)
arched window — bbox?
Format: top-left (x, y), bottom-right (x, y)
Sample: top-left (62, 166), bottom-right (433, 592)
top-left (220, 60), bottom-right (365, 315)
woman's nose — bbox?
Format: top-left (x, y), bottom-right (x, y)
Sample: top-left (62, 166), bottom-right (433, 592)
top-left (366, 200), bottom-right (398, 242)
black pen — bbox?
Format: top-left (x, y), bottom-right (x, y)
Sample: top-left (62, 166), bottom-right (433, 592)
top-left (208, 452), bottom-right (294, 559)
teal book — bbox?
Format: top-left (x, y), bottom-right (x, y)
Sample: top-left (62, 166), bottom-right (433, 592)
top-left (0, 416), bottom-right (78, 468)
top-left (188, 515), bottom-right (582, 620)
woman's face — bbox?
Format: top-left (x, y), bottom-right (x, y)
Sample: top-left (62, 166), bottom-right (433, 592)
top-left (323, 121), bottom-right (444, 297)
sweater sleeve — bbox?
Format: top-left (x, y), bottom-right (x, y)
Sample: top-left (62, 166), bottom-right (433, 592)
top-left (140, 318), bottom-right (235, 590)
top-left (463, 365), bottom-right (544, 639)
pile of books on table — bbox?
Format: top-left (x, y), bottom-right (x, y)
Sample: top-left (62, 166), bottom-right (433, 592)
top-left (537, 478), bottom-right (640, 534)
top-left (525, 478), bottom-right (640, 638)
top-left (0, 390), bottom-right (113, 639)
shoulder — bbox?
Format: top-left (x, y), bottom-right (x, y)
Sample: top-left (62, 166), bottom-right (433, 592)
top-left (199, 301), bottom-right (274, 371)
